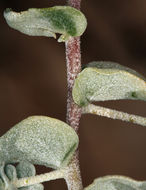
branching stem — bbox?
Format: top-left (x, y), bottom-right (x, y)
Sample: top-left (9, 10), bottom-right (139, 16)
top-left (82, 104), bottom-right (146, 127)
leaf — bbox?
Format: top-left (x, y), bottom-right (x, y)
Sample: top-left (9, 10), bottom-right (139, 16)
top-left (16, 162), bottom-right (36, 178)
top-left (0, 163), bottom-right (18, 190)
top-left (84, 175), bottom-right (146, 190)
top-left (4, 6), bottom-right (87, 42)
top-left (83, 61), bottom-right (146, 81)
top-left (73, 61), bottom-right (146, 106)
top-left (16, 162), bottom-right (44, 190)
top-left (5, 164), bottom-right (17, 180)
top-left (0, 163), bottom-right (43, 190)
top-left (0, 116), bottom-right (79, 169)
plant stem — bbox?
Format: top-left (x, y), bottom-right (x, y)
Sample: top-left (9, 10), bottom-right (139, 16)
top-left (65, 37), bottom-right (82, 132)
top-left (65, 39), bottom-right (82, 190)
top-left (14, 169), bottom-right (66, 188)
top-left (65, 36), bottom-right (83, 190)
top-left (65, 1), bottom-right (82, 190)
top-left (82, 104), bottom-right (146, 127)
top-left (64, 150), bottom-right (83, 190)
top-left (67, 0), bottom-right (81, 9)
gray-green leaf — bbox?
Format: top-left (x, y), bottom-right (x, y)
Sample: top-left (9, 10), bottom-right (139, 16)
top-left (16, 162), bottom-right (36, 179)
top-left (84, 175), bottom-right (146, 190)
top-left (16, 162), bottom-right (43, 190)
top-left (4, 6), bottom-right (87, 42)
top-left (0, 116), bottom-right (78, 169)
top-left (0, 163), bottom-right (17, 190)
top-left (73, 61), bottom-right (146, 106)
top-left (5, 164), bottom-right (17, 181)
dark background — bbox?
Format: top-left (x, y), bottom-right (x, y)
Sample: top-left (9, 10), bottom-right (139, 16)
top-left (0, 0), bottom-right (146, 189)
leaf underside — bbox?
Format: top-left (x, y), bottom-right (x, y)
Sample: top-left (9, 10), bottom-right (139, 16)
top-left (4, 6), bottom-right (87, 42)
top-left (73, 61), bottom-right (146, 106)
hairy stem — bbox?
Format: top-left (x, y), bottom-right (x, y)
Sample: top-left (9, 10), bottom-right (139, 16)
top-left (82, 104), bottom-right (146, 127)
top-left (67, 0), bottom-right (81, 9)
top-left (65, 1), bottom-right (82, 189)
top-left (14, 169), bottom-right (66, 188)
top-left (65, 36), bottom-right (82, 190)
top-left (65, 37), bottom-right (82, 132)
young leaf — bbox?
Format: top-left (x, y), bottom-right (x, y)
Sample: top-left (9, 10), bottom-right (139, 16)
top-left (0, 116), bottom-right (79, 169)
top-left (16, 162), bottom-right (36, 179)
top-left (73, 61), bottom-right (146, 106)
top-left (16, 162), bottom-right (44, 190)
top-left (5, 164), bottom-right (17, 181)
top-left (0, 163), bottom-right (17, 190)
top-left (4, 6), bottom-right (87, 42)
top-left (84, 175), bottom-right (146, 190)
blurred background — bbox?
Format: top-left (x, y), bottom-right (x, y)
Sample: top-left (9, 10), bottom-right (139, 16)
top-left (0, 0), bottom-right (146, 189)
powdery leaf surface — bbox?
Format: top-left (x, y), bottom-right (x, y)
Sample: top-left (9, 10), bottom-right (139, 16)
top-left (5, 164), bottom-right (17, 181)
top-left (0, 162), bottom-right (44, 190)
top-left (73, 61), bottom-right (146, 106)
top-left (16, 162), bottom-right (36, 178)
top-left (84, 175), bottom-right (146, 190)
top-left (0, 163), bottom-right (18, 190)
top-left (4, 6), bottom-right (87, 42)
top-left (0, 116), bottom-right (79, 169)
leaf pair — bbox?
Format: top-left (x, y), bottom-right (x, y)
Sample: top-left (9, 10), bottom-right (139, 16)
top-left (84, 175), bottom-right (146, 190)
top-left (0, 162), bottom-right (43, 190)
top-left (4, 6), bottom-right (87, 42)
top-left (0, 116), bottom-right (79, 169)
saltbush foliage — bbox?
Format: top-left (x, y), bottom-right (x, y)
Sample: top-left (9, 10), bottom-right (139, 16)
top-left (2, 3), bottom-right (146, 190)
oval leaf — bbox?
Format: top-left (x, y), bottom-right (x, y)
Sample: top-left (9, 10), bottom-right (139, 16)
top-left (16, 162), bottom-right (44, 190)
top-left (5, 164), bottom-right (17, 181)
top-left (84, 175), bottom-right (146, 190)
top-left (4, 6), bottom-right (87, 42)
top-left (0, 163), bottom-right (17, 190)
top-left (16, 162), bottom-right (36, 179)
top-left (73, 61), bottom-right (146, 106)
top-left (0, 116), bottom-right (78, 169)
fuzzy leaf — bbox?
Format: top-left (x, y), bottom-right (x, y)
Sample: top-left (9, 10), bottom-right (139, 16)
top-left (0, 116), bottom-right (78, 169)
top-left (0, 163), bottom-right (17, 190)
top-left (4, 6), bottom-right (87, 42)
top-left (73, 61), bottom-right (146, 106)
top-left (16, 162), bottom-right (44, 190)
top-left (16, 162), bottom-right (36, 178)
top-left (5, 164), bottom-right (17, 180)
top-left (84, 175), bottom-right (146, 190)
